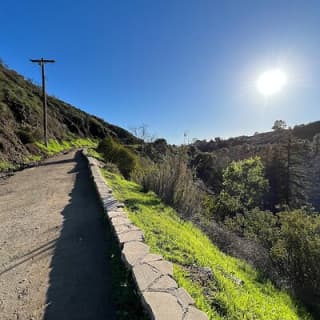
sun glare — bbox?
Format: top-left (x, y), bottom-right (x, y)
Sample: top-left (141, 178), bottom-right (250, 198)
top-left (256, 69), bottom-right (287, 96)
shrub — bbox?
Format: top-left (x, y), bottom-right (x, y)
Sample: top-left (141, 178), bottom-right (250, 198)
top-left (271, 209), bottom-right (320, 311)
top-left (16, 127), bottom-right (38, 144)
top-left (97, 137), bottom-right (137, 178)
top-left (139, 150), bottom-right (204, 218)
top-left (216, 157), bottom-right (269, 219)
top-left (114, 147), bottom-right (137, 179)
top-left (226, 207), bottom-right (320, 314)
top-left (225, 208), bottom-right (279, 249)
top-left (97, 136), bottom-right (116, 161)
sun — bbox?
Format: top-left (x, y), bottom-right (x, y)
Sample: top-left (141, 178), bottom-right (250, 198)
top-left (256, 69), bottom-right (287, 96)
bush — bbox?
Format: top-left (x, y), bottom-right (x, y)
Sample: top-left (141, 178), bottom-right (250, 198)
top-left (114, 147), bottom-right (137, 179)
top-left (97, 136), bottom-right (116, 161)
top-left (225, 208), bottom-right (279, 249)
top-left (97, 137), bottom-right (137, 179)
top-left (139, 150), bottom-right (204, 218)
top-left (16, 127), bottom-right (40, 144)
top-left (271, 209), bottom-right (320, 311)
top-left (226, 207), bottom-right (320, 314)
top-left (216, 157), bottom-right (269, 219)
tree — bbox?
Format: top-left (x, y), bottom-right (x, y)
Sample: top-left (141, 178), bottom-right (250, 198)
top-left (310, 134), bottom-right (320, 210)
top-left (217, 157), bottom-right (269, 218)
top-left (272, 120), bottom-right (287, 131)
top-left (129, 123), bottom-right (155, 142)
top-left (271, 209), bottom-right (320, 308)
top-left (281, 131), bottom-right (310, 208)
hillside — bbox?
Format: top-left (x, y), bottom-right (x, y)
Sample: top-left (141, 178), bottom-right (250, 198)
top-left (0, 61), bottom-right (139, 164)
top-left (189, 123), bottom-right (320, 210)
top-left (103, 169), bottom-right (312, 320)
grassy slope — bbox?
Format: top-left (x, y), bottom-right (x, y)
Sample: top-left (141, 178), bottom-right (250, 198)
top-left (35, 138), bottom-right (97, 156)
top-left (0, 138), bottom-right (96, 172)
top-left (102, 170), bottom-right (312, 320)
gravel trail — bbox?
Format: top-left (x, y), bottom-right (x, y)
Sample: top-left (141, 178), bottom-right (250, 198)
top-left (0, 151), bottom-right (115, 320)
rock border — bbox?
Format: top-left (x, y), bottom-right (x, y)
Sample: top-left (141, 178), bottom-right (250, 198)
top-left (82, 149), bottom-right (209, 320)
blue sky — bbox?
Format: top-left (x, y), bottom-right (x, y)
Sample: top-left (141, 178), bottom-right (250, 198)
top-left (1, 1), bottom-right (320, 143)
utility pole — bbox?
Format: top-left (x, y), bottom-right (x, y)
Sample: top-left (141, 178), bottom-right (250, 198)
top-left (30, 58), bottom-right (55, 147)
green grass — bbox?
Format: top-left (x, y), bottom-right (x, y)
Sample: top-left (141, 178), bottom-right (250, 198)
top-left (0, 161), bottom-right (18, 171)
top-left (23, 154), bottom-right (42, 163)
top-left (87, 147), bottom-right (105, 161)
top-left (102, 170), bottom-right (312, 320)
top-left (35, 138), bottom-right (97, 156)
top-left (0, 139), bottom-right (97, 172)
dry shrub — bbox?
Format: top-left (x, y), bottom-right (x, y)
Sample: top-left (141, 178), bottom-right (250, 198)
top-left (140, 150), bottom-right (203, 218)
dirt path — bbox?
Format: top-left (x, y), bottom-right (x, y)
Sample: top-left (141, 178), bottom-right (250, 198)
top-left (0, 151), bottom-right (115, 320)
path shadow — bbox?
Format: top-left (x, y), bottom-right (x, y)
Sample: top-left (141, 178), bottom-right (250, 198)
top-left (39, 159), bottom-right (76, 167)
top-left (43, 151), bottom-right (115, 320)
top-left (0, 240), bottom-right (57, 277)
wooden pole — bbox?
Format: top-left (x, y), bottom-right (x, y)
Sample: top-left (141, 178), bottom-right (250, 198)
top-left (30, 58), bottom-right (55, 147)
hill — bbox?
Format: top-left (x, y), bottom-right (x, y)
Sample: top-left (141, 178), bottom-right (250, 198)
top-left (0, 61), bottom-right (139, 164)
top-left (102, 169), bottom-right (312, 320)
top-left (188, 122), bottom-right (320, 210)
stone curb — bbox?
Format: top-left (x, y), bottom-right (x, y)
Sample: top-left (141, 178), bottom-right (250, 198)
top-left (82, 149), bottom-right (209, 320)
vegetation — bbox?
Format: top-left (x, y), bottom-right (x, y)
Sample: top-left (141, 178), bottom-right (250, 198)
top-left (35, 138), bottom-right (97, 156)
top-left (16, 126), bottom-right (42, 144)
top-left (0, 61), bottom-right (140, 164)
top-left (0, 138), bottom-right (97, 172)
top-left (136, 149), bottom-right (204, 218)
top-left (86, 147), bottom-right (105, 161)
top-left (272, 120), bottom-right (287, 130)
top-left (0, 160), bottom-right (18, 171)
top-left (226, 208), bottom-right (320, 314)
top-left (102, 169), bottom-right (312, 320)
top-left (97, 137), bottom-right (138, 178)
top-left (190, 123), bottom-right (320, 212)
top-left (216, 157), bottom-right (269, 219)
top-left (23, 154), bottom-right (42, 163)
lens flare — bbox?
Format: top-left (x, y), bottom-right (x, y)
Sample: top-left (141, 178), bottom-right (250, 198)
top-left (256, 69), bottom-right (287, 96)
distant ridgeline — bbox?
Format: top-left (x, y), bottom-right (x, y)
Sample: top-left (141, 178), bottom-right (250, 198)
top-left (0, 61), bottom-right (140, 163)
top-left (189, 122), bottom-right (320, 211)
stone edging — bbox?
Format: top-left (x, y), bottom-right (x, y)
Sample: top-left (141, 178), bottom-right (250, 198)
top-left (83, 150), bottom-right (209, 320)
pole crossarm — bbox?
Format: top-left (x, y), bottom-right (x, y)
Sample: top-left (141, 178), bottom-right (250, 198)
top-left (30, 59), bottom-right (56, 64)
top-left (30, 58), bottom-right (56, 147)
